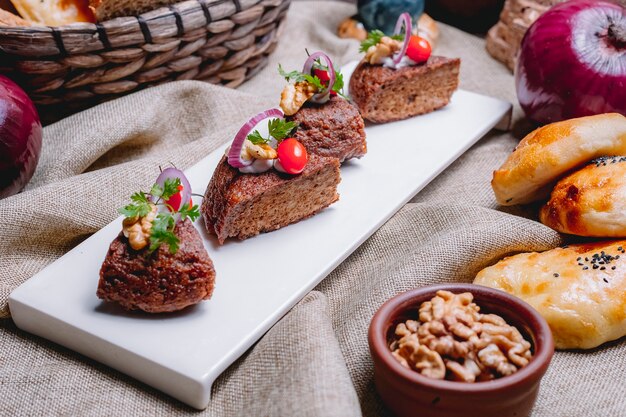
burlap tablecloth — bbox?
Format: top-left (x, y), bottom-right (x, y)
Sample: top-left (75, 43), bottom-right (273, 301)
top-left (1, 2), bottom-right (625, 416)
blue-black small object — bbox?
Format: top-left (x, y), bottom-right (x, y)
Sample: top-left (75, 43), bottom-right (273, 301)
top-left (357, 0), bottom-right (425, 34)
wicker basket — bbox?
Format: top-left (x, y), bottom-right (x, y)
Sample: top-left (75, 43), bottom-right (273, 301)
top-left (0, 0), bottom-right (291, 122)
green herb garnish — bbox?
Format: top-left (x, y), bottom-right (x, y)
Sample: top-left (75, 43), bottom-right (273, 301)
top-left (118, 176), bottom-right (201, 254)
top-left (359, 29), bottom-right (404, 53)
top-left (118, 191), bottom-right (152, 218)
top-left (247, 118), bottom-right (298, 145)
top-left (278, 64), bottom-right (347, 99)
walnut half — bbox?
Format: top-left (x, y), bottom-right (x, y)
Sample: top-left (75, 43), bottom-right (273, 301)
top-left (279, 81), bottom-right (316, 116)
top-left (122, 204), bottom-right (157, 250)
top-left (364, 36), bottom-right (402, 65)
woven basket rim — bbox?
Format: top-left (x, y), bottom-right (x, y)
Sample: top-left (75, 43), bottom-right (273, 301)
top-left (0, 0), bottom-right (272, 33)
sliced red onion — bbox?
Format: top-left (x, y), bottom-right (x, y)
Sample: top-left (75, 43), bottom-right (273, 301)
top-left (393, 12), bottom-right (413, 66)
top-left (302, 51), bottom-right (336, 103)
top-left (227, 108), bottom-right (284, 168)
top-left (154, 167), bottom-right (192, 209)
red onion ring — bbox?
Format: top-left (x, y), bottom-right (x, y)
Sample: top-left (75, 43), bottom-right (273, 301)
top-left (302, 51), bottom-right (336, 103)
top-left (227, 108), bottom-right (285, 168)
top-left (392, 12), bottom-right (413, 65)
top-left (154, 167), bottom-right (192, 211)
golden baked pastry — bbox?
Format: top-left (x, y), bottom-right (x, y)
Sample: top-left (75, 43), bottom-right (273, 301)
top-left (540, 157), bottom-right (626, 237)
top-left (492, 113), bottom-right (626, 206)
top-left (474, 241), bottom-right (626, 349)
top-left (10, 0), bottom-right (94, 25)
top-left (0, 7), bottom-right (31, 25)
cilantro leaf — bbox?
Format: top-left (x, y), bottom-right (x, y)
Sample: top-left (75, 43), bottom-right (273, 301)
top-left (118, 191), bottom-right (152, 218)
top-left (302, 74), bottom-right (325, 91)
top-left (268, 118), bottom-right (298, 141)
top-left (279, 63), bottom-right (346, 97)
top-left (359, 30), bottom-right (403, 53)
top-left (247, 129), bottom-right (268, 145)
top-left (150, 183), bottom-right (164, 199)
top-left (149, 178), bottom-right (180, 202)
top-left (149, 212), bottom-right (179, 254)
top-left (279, 64), bottom-right (304, 83)
top-left (161, 178), bottom-right (181, 200)
top-left (247, 118), bottom-right (298, 144)
top-left (178, 202), bottom-right (201, 222)
top-left (279, 64), bottom-right (325, 91)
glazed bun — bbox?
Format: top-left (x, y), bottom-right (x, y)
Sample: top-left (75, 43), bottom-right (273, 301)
top-left (540, 157), bottom-right (626, 237)
top-left (474, 240), bottom-right (626, 349)
top-left (492, 113), bottom-right (626, 206)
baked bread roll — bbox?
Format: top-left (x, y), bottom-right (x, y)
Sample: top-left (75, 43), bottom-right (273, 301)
top-left (540, 157), bottom-right (626, 237)
top-left (0, 7), bottom-right (32, 25)
top-left (474, 241), bottom-right (626, 349)
top-left (492, 113), bottom-right (626, 206)
top-left (10, 0), bottom-right (94, 25)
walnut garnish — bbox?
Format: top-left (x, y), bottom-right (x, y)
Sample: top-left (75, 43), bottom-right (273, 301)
top-left (122, 204), bottom-right (157, 250)
top-left (243, 140), bottom-right (277, 160)
top-left (389, 291), bottom-right (533, 382)
top-left (279, 81), bottom-right (316, 116)
top-left (364, 36), bottom-right (402, 65)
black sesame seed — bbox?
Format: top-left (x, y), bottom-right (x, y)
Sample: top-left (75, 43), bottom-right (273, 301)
top-left (593, 265), bottom-right (599, 269)
top-left (585, 257), bottom-right (589, 261)
top-left (583, 266), bottom-right (589, 270)
top-left (600, 266), bottom-right (606, 270)
top-left (603, 278), bottom-right (609, 283)
top-left (612, 266), bottom-right (616, 270)
top-left (553, 273), bottom-right (559, 277)
top-left (578, 263), bottom-right (584, 266)
top-left (577, 257), bottom-right (582, 261)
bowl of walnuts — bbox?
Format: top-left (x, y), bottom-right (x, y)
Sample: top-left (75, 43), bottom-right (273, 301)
top-left (368, 283), bottom-right (554, 417)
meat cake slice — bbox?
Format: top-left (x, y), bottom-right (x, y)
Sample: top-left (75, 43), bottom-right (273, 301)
top-left (349, 56), bottom-right (460, 123)
top-left (287, 96), bottom-right (367, 163)
top-left (202, 154), bottom-right (341, 244)
top-left (97, 219), bottom-right (216, 313)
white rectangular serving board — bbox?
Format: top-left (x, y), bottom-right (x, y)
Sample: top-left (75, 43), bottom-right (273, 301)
top-left (9, 64), bottom-right (511, 409)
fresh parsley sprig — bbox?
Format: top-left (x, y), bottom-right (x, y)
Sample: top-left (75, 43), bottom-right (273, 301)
top-left (149, 213), bottom-right (179, 254)
top-left (150, 178), bottom-right (181, 201)
top-left (278, 64), bottom-right (347, 99)
top-left (247, 118), bottom-right (298, 145)
top-left (118, 177), bottom-right (201, 254)
top-left (359, 29), bottom-right (404, 53)
top-left (119, 191), bottom-right (152, 218)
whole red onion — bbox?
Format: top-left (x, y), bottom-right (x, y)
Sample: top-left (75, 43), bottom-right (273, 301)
top-left (0, 75), bottom-right (42, 199)
top-left (516, 0), bottom-right (626, 124)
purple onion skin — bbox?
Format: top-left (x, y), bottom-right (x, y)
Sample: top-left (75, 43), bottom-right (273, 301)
top-left (0, 75), bottom-right (42, 199)
top-left (516, 0), bottom-right (626, 125)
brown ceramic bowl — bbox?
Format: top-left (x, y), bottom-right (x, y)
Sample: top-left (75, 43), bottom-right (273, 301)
top-left (369, 284), bottom-right (554, 417)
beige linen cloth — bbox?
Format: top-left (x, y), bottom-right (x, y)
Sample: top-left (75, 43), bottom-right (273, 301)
top-left (1, 2), bottom-right (624, 416)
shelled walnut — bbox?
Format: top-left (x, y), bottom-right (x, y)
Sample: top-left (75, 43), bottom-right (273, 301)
top-left (389, 291), bottom-right (533, 382)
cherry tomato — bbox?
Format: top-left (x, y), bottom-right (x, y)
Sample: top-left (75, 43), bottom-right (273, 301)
top-left (165, 184), bottom-right (191, 211)
top-left (277, 138), bottom-right (308, 175)
top-left (313, 68), bottom-right (337, 96)
top-left (405, 35), bottom-right (432, 64)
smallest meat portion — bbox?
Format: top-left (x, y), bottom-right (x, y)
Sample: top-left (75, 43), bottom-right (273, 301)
top-left (287, 96), bottom-right (367, 163)
top-left (97, 219), bottom-right (215, 313)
